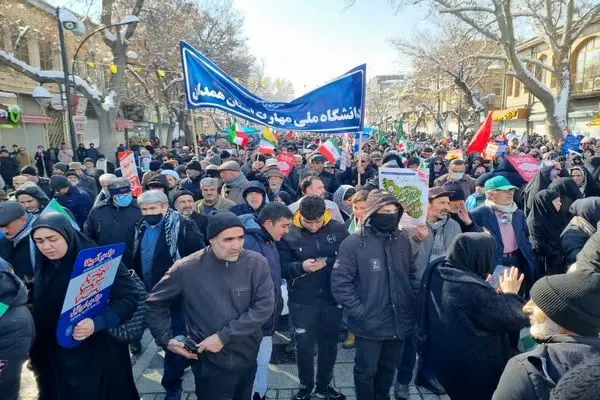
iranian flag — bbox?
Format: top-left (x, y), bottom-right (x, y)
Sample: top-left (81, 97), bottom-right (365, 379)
top-left (317, 139), bottom-right (342, 163)
top-left (227, 123), bottom-right (249, 147)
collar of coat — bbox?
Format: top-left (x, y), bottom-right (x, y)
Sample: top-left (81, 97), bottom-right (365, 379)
top-left (293, 208), bottom-right (332, 229)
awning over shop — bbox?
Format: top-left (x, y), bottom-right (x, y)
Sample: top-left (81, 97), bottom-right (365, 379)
top-left (115, 119), bottom-right (134, 130)
top-left (587, 117), bottom-right (600, 127)
top-left (22, 115), bottom-right (52, 124)
top-left (492, 107), bottom-right (528, 121)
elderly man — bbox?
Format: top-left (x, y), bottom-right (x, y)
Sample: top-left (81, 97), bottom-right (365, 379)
top-left (68, 162), bottom-right (98, 197)
top-left (493, 270), bottom-right (600, 399)
top-left (266, 168), bottom-right (295, 202)
top-left (229, 182), bottom-right (268, 217)
top-left (219, 160), bottom-right (249, 205)
top-left (173, 190), bottom-right (208, 241)
top-left (133, 190), bottom-right (204, 395)
top-left (84, 177), bottom-right (142, 270)
top-left (146, 211), bottom-right (274, 400)
top-left (289, 176), bottom-right (344, 223)
top-left (0, 202), bottom-right (37, 280)
top-left (93, 173), bottom-right (117, 208)
top-left (470, 176), bottom-right (539, 287)
top-left (179, 161), bottom-right (203, 200)
top-left (395, 188), bottom-right (462, 398)
top-left (434, 159), bottom-right (476, 196)
top-left (160, 170), bottom-right (181, 204)
top-left (442, 182), bottom-right (483, 233)
top-left (195, 177), bottom-right (235, 216)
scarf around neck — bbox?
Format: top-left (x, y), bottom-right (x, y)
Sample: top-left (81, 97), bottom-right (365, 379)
top-left (427, 216), bottom-right (449, 261)
top-left (163, 208), bottom-right (182, 261)
top-left (486, 199), bottom-right (518, 224)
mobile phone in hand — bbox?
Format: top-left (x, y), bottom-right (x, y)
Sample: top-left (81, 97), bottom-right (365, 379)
top-left (182, 337), bottom-right (198, 353)
top-left (491, 265), bottom-right (508, 288)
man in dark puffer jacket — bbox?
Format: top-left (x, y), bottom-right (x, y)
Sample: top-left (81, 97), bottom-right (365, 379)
top-left (278, 195), bottom-right (349, 400)
top-left (0, 258), bottom-right (35, 400)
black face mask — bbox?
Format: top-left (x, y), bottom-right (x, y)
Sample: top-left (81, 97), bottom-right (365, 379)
top-left (370, 212), bottom-right (399, 234)
top-left (144, 214), bottom-right (163, 226)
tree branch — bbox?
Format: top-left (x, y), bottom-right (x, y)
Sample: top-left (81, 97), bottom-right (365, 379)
top-left (0, 49), bottom-right (103, 105)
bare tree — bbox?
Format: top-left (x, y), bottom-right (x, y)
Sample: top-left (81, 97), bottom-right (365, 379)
top-left (392, 20), bottom-right (501, 140)
top-left (0, 0), bottom-right (144, 157)
top-left (347, 0), bottom-right (600, 140)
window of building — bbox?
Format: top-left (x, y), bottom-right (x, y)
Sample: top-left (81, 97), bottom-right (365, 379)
top-left (12, 33), bottom-right (29, 63)
top-left (514, 79), bottom-right (521, 97)
top-left (575, 37), bottom-right (600, 92)
top-left (38, 40), bottom-right (53, 70)
top-left (506, 76), bottom-right (514, 96)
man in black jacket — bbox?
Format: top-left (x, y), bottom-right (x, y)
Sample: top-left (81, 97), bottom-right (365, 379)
top-left (83, 177), bottom-right (142, 269)
top-left (332, 190), bottom-right (418, 400)
top-left (172, 190), bottom-right (208, 243)
top-left (278, 195), bottom-right (349, 400)
top-left (146, 211), bottom-right (274, 400)
top-left (20, 166), bottom-right (53, 198)
top-left (179, 160), bottom-right (203, 200)
top-left (0, 149), bottom-right (19, 189)
top-left (493, 270), bottom-right (600, 400)
top-left (442, 183), bottom-right (484, 233)
top-left (0, 202), bottom-right (38, 281)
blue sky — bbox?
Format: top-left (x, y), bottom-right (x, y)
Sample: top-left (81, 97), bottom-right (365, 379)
top-left (234, 0), bottom-right (428, 94)
top-left (47, 0), bottom-right (430, 95)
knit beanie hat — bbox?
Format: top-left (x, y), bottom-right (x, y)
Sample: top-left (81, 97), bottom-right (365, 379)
top-left (206, 211), bottom-right (244, 240)
top-left (53, 162), bottom-right (68, 173)
top-left (363, 189), bottom-right (402, 223)
top-left (50, 175), bottom-right (70, 191)
top-left (208, 153), bottom-right (222, 166)
top-left (149, 160), bottom-right (162, 172)
top-left (21, 166), bottom-right (38, 176)
top-left (530, 270), bottom-right (600, 336)
top-left (186, 160), bottom-right (202, 172)
top-left (65, 169), bottom-right (78, 178)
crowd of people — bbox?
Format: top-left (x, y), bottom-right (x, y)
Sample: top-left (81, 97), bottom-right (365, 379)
top-left (0, 132), bottom-right (599, 400)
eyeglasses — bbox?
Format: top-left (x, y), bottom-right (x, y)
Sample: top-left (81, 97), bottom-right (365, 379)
top-left (434, 162), bottom-right (443, 165)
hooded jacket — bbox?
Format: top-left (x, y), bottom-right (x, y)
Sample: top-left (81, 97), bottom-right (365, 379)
top-left (15, 184), bottom-right (50, 214)
top-left (493, 335), bottom-right (600, 400)
top-left (229, 181), bottom-right (267, 216)
top-left (331, 191), bottom-right (419, 340)
top-left (332, 185), bottom-right (355, 221)
top-left (55, 185), bottom-right (93, 229)
top-left (278, 209), bottom-right (349, 306)
top-left (560, 197), bottom-right (600, 264)
top-left (241, 215), bottom-right (283, 336)
top-left (0, 267), bottom-right (35, 400)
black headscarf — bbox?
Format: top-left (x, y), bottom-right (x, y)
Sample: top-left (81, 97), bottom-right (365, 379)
top-left (523, 166), bottom-right (554, 216)
top-left (569, 197), bottom-right (600, 227)
top-left (429, 157), bottom-right (447, 187)
top-left (30, 212), bottom-right (96, 347)
top-left (584, 156), bottom-right (600, 182)
top-left (570, 166), bottom-right (600, 197)
top-left (548, 177), bottom-right (583, 225)
top-left (526, 189), bottom-right (564, 251)
top-left (445, 233), bottom-right (497, 279)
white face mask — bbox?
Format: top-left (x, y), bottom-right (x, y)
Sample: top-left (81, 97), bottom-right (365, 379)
top-left (450, 172), bottom-right (464, 181)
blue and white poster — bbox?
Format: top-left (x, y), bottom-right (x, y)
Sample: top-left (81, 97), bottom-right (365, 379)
top-left (56, 243), bottom-right (125, 348)
top-left (180, 41), bottom-right (366, 133)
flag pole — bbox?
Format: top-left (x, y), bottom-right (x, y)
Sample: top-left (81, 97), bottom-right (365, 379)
top-left (357, 131), bottom-right (363, 187)
top-left (189, 109), bottom-right (199, 158)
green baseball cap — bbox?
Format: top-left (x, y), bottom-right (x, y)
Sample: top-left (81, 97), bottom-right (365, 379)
top-left (484, 176), bottom-right (518, 192)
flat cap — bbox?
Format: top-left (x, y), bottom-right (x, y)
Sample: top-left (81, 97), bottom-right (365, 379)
top-left (0, 201), bottom-right (27, 227)
top-left (218, 160), bottom-right (241, 172)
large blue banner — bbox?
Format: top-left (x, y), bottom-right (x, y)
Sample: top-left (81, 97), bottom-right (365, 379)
top-left (56, 244), bottom-right (125, 348)
top-left (180, 41), bottom-right (366, 133)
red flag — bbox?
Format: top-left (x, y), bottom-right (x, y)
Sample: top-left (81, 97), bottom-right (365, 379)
top-left (467, 111), bottom-right (493, 154)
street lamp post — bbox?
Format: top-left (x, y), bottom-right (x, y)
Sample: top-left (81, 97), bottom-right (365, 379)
top-left (56, 7), bottom-right (78, 153)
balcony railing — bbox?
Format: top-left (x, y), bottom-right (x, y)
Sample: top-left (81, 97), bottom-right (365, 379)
top-left (572, 75), bottom-right (600, 95)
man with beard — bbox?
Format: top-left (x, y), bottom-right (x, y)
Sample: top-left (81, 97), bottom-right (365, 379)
top-left (229, 182), bottom-right (268, 217)
top-left (219, 161), bottom-right (250, 205)
top-left (160, 169), bottom-right (181, 204)
top-left (470, 176), bottom-right (539, 286)
top-left (265, 168), bottom-right (295, 202)
top-left (195, 177), bottom-right (235, 216)
top-left (173, 190), bottom-right (208, 242)
top-left (146, 211), bottom-right (274, 400)
top-left (493, 270), bottom-right (600, 399)
top-left (93, 173), bottom-right (116, 208)
top-left (395, 188), bottom-right (461, 398)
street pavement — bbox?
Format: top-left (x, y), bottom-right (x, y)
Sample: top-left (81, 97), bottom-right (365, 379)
top-left (20, 330), bottom-right (450, 400)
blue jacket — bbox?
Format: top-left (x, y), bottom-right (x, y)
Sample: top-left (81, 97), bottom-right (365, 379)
top-left (229, 181), bottom-right (267, 217)
top-left (56, 186), bottom-right (93, 229)
top-left (470, 206), bottom-right (539, 284)
top-left (240, 215), bottom-right (282, 336)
